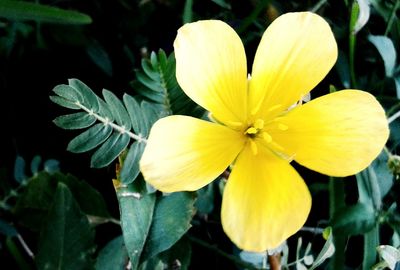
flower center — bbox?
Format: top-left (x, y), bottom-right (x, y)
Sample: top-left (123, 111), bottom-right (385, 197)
top-left (244, 118), bottom-right (291, 159)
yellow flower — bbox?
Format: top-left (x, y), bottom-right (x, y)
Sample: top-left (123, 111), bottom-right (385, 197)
top-left (140, 12), bottom-right (389, 251)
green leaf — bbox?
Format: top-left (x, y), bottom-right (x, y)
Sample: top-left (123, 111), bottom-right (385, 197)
top-left (141, 101), bottom-right (163, 137)
top-left (35, 183), bottom-right (95, 269)
top-left (53, 112), bottom-right (96, 130)
top-left (53, 84), bottom-right (83, 104)
top-left (67, 123), bottom-right (112, 153)
top-left (103, 89), bottom-right (132, 130)
top-left (141, 192), bottom-right (196, 261)
top-left (331, 203), bottom-right (377, 235)
top-left (50, 95), bottom-right (81, 110)
top-left (159, 237), bottom-right (192, 270)
top-left (308, 227), bottom-right (335, 270)
top-left (0, 0), bottom-right (92, 24)
top-left (69, 78), bottom-right (100, 112)
top-left (211, 0), bottom-right (231, 9)
top-left (14, 171), bottom-right (110, 231)
top-left (183, 0), bottom-right (193, 24)
top-left (116, 178), bottom-right (156, 270)
top-left (95, 236), bottom-right (129, 270)
top-left (368, 35), bottom-right (397, 77)
top-left (120, 141), bottom-right (145, 184)
top-left (123, 94), bottom-right (144, 135)
top-left (90, 132), bottom-right (130, 168)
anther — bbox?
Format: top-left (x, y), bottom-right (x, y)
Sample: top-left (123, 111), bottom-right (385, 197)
top-left (245, 127), bottom-right (258, 135)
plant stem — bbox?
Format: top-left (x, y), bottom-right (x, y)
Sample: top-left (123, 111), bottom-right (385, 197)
top-left (349, 2), bottom-right (359, 88)
top-left (384, 0), bottom-right (400, 36)
top-left (187, 235), bottom-right (262, 270)
top-left (268, 253), bottom-right (281, 270)
top-left (388, 110), bottom-right (400, 124)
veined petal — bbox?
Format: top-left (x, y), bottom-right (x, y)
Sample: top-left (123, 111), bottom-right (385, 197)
top-left (270, 90), bottom-right (389, 177)
top-left (249, 12), bottom-right (337, 120)
top-left (221, 144), bottom-right (311, 251)
top-left (140, 116), bottom-right (245, 192)
top-left (174, 20), bottom-right (248, 126)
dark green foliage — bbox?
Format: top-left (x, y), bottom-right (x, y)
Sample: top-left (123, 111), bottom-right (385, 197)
top-left (35, 183), bottom-right (95, 270)
top-left (95, 236), bottom-right (129, 270)
top-left (133, 50), bottom-right (204, 117)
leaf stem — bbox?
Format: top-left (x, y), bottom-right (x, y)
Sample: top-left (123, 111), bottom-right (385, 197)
top-left (384, 0), bottom-right (400, 36)
top-left (75, 101), bottom-right (147, 143)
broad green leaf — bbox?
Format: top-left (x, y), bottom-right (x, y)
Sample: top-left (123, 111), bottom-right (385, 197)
top-left (120, 141), bottom-right (145, 184)
top-left (14, 155), bottom-right (26, 183)
top-left (159, 237), bottom-right (192, 270)
top-left (90, 132), bottom-right (130, 168)
top-left (308, 227), bottom-right (335, 270)
top-left (331, 203), bottom-right (376, 235)
top-left (371, 150), bottom-right (393, 199)
top-left (357, 167), bottom-right (382, 210)
top-left (138, 258), bottom-right (164, 270)
top-left (0, 0), bottom-right (92, 24)
top-left (335, 51), bottom-right (351, 88)
top-left (53, 84), bottom-right (83, 103)
top-left (95, 236), bottom-right (129, 270)
top-left (377, 245), bottom-right (400, 270)
top-left (103, 89), bottom-right (131, 130)
top-left (67, 123), bottom-right (112, 153)
top-left (115, 178), bottom-right (156, 270)
top-left (86, 40), bottom-right (113, 77)
top-left (123, 94), bottom-right (144, 135)
top-left (141, 192), bottom-right (196, 261)
top-left (50, 95), bottom-right (81, 110)
top-left (69, 78), bottom-right (100, 112)
top-left (36, 183), bottom-right (95, 270)
top-left (368, 35), bottom-right (397, 77)
top-left (14, 171), bottom-right (110, 231)
top-left (53, 112), bottom-right (96, 130)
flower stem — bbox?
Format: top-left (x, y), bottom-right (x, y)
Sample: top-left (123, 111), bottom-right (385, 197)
top-left (268, 253), bottom-right (281, 270)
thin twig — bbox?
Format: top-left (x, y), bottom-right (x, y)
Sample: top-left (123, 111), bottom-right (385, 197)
top-left (268, 253), bottom-right (281, 270)
top-left (16, 234), bottom-right (34, 259)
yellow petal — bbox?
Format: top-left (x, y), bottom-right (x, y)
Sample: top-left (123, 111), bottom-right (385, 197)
top-left (174, 20), bottom-right (248, 126)
top-left (249, 12), bottom-right (338, 120)
top-left (140, 116), bottom-right (245, 192)
top-left (221, 144), bottom-right (311, 251)
top-left (270, 90), bottom-right (389, 177)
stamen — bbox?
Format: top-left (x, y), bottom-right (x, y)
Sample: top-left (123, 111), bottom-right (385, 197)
top-left (245, 127), bottom-right (258, 135)
top-left (249, 140), bottom-right (258, 155)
